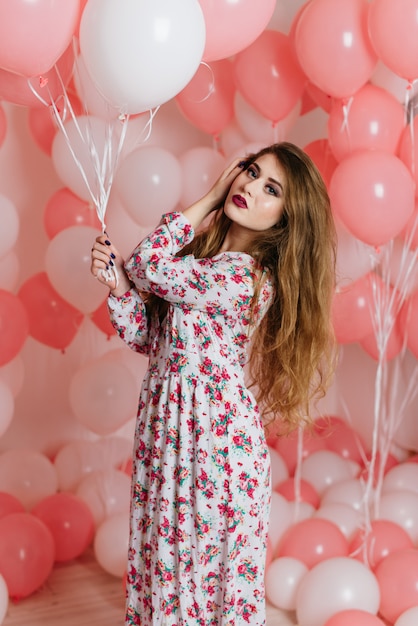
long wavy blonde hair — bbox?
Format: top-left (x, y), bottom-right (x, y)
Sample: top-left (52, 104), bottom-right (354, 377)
top-left (146, 142), bottom-right (337, 432)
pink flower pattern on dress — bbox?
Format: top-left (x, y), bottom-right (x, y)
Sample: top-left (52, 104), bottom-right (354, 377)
top-left (108, 212), bottom-right (273, 625)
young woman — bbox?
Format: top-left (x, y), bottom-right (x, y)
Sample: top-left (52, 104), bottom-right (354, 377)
top-left (91, 142), bottom-right (336, 626)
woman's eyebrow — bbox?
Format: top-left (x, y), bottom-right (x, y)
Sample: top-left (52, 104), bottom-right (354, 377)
top-left (252, 161), bottom-right (284, 192)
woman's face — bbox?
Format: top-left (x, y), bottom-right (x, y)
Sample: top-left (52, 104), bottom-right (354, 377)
top-left (223, 153), bottom-right (286, 235)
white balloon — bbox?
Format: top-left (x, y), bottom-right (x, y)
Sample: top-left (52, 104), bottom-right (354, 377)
top-left (0, 377), bottom-right (14, 438)
top-left (395, 606), bottom-right (418, 626)
top-left (269, 447), bottom-right (289, 490)
top-left (54, 440), bottom-right (109, 492)
top-left (265, 557), bottom-right (308, 611)
top-left (301, 450), bottom-right (353, 497)
top-left (268, 492), bottom-right (293, 551)
top-left (296, 557), bottom-right (380, 626)
top-left (94, 512), bottom-right (129, 577)
top-left (79, 0), bottom-right (206, 114)
top-left (382, 462), bottom-right (418, 496)
top-left (376, 490), bottom-right (418, 544)
top-left (321, 478), bottom-right (370, 512)
top-left (76, 468), bottom-right (131, 526)
top-left (314, 503), bottom-right (362, 541)
top-left (179, 147), bottom-right (225, 208)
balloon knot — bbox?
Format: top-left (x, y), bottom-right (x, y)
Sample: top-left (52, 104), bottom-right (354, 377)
top-left (39, 75), bottom-right (48, 88)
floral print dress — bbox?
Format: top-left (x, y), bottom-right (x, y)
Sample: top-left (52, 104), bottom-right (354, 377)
top-left (108, 212), bottom-right (273, 626)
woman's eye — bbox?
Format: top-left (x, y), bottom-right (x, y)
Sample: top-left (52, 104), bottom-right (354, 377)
top-left (247, 167), bottom-right (257, 178)
top-left (266, 185), bottom-right (278, 196)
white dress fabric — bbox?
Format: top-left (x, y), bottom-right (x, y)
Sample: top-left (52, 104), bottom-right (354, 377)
top-left (108, 212), bottom-right (273, 626)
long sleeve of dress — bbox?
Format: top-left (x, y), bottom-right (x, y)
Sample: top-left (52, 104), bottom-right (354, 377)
top-left (107, 288), bottom-right (150, 355)
top-left (124, 211), bottom-right (272, 325)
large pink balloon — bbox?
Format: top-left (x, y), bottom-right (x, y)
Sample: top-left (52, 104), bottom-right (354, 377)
top-left (368, 0), bottom-right (418, 80)
top-left (0, 513), bottom-right (55, 600)
top-left (303, 139), bottom-right (338, 189)
top-left (324, 611), bottom-right (386, 626)
top-left (0, 289), bottom-right (29, 367)
top-left (32, 492), bottom-right (95, 562)
top-left (43, 188), bottom-right (101, 239)
top-left (294, 0), bottom-right (377, 98)
top-left (327, 84), bottom-right (405, 162)
top-left (0, 104), bottom-right (6, 148)
top-left (199, 0), bottom-right (276, 62)
top-left (399, 117), bottom-right (418, 194)
top-left (18, 272), bottom-right (84, 351)
top-left (79, 0), bottom-right (205, 114)
top-left (332, 273), bottom-right (378, 344)
top-left (349, 520), bottom-right (414, 570)
top-left (375, 548), bottom-right (418, 623)
top-left (234, 30), bottom-right (306, 123)
top-left (0, 0), bottom-right (80, 77)
top-left (330, 151), bottom-right (415, 247)
top-left (176, 59), bottom-right (235, 137)
top-left (276, 518), bottom-right (349, 568)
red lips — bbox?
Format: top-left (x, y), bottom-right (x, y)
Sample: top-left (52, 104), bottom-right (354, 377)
top-left (232, 194), bottom-right (247, 208)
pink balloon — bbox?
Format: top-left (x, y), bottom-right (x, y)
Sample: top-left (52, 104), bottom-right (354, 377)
top-left (233, 30), bottom-right (306, 123)
top-left (303, 139), bottom-right (338, 189)
top-left (18, 272), bottom-right (84, 351)
top-left (32, 492), bottom-right (95, 562)
top-left (400, 205), bottom-right (418, 251)
top-left (324, 610), bottom-right (386, 626)
top-left (350, 520), bottom-right (414, 570)
top-left (43, 188), bottom-right (101, 239)
top-left (377, 491), bottom-right (418, 545)
top-left (294, 0), bottom-right (377, 99)
top-left (176, 59), bottom-right (235, 137)
top-left (276, 518), bottom-right (349, 568)
top-left (0, 493), bottom-right (25, 520)
top-left (399, 117), bottom-right (418, 194)
top-left (375, 548), bottom-right (418, 623)
top-left (332, 273), bottom-right (378, 344)
top-left (335, 221), bottom-right (380, 290)
top-left (330, 151), bottom-right (415, 247)
top-left (0, 0), bottom-right (80, 77)
top-left (0, 44), bottom-right (75, 108)
top-left (53, 440), bottom-right (110, 492)
top-left (0, 449), bottom-right (58, 510)
top-left (368, 0), bottom-right (418, 80)
top-left (90, 299), bottom-right (117, 339)
top-left (94, 512), bottom-right (129, 577)
top-left (275, 477), bottom-right (320, 508)
top-left (0, 104), bottom-right (6, 148)
top-left (0, 289), bottom-right (29, 367)
top-left (0, 512), bottom-right (55, 600)
top-left (360, 313), bottom-right (404, 362)
top-left (27, 91), bottom-right (83, 155)
top-left (273, 430), bottom-right (326, 476)
top-left (321, 422), bottom-right (366, 466)
top-left (301, 451), bottom-right (353, 497)
top-left (75, 468), bottom-right (131, 526)
top-left (328, 84), bottom-right (405, 161)
top-left (199, 0), bottom-right (276, 62)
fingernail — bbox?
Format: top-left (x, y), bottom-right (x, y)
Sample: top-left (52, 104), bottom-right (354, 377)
top-left (105, 264), bottom-right (109, 270)
top-left (238, 160), bottom-right (246, 168)
top-left (109, 259), bottom-right (114, 266)
top-left (110, 252), bottom-right (116, 259)
top-left (105, 239), bottom-right (111, 246)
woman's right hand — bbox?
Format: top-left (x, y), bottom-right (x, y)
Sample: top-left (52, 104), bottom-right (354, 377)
top-left (91, 235), bottom-right (132, 296)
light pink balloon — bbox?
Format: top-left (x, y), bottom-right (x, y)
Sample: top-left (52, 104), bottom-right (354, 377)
top-left (303, 138), bottom-right (338, 190)
top-left (268, 492), bottom-right (293, 551)
top-left (0, 573), bottom-right (7, 623)
top-left (399, 117), bottom-right (418, 195)
top-left (368, 0), bottom-right (418, 80)
top-left (0, 449), bottom-right (58, 510)
top-left (69, 357), bottom-right (138, 436)
top-left (45, 225), bottom-right (105, 314)
top-left (322, 478), bottom-right (369, 512)
top-left (265, 557), bottom-right (308, 611)
top-left (395, 606), bottom-right (418, 626)
top-left (179, 147), bottom-right (225, 208)
top-left (0, 378), bottom-right (14, 438)
top-left (314, 503), bottom-right (362, 541)
top-left (332, 273), bottom-right (377, 344)
top-left (199, 0), bottom-right (276, 62)
top-left (75, 468), bottom-right (131, 527)
top-left (114, 146), bottom-right (182, 228)
top-left (294, 0), bottom-right (377, 99)
top-left (0, 194), bottom-right (18, 260)
top-left (328, 84), bottom-right (404, 161)
top-left (0, 354), bottom-right (24, 398)
top-left (94, 512), bottom-right (129, 577)
top-left (268, 447), bottom-right (290, 490)
top-left (0, 103), bottom-right (5, 149)
top-left (382, 462), bottom-right (418, 496)
top-left (330, 151), bottom-right (415, 247)
top-left (301, 451), bottom-right (353, 497)
top-left (0, 0), bottom-right (80, 76)
top-left (324, 610), bottom-right (386, 626)
top-left (296, 557), bottom-right (380, 626)
top-left (335, 221), bottom-right (379, 290)
top-left (0, 251), bottom-right (19, 292)
top-left (234, 92), bottom-right (301, 145)
top-left (54, 440), bottom-right (110, 492)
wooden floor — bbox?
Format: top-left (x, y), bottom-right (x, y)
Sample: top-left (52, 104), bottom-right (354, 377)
top-left (2, 551), bottom-right (296, 626)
